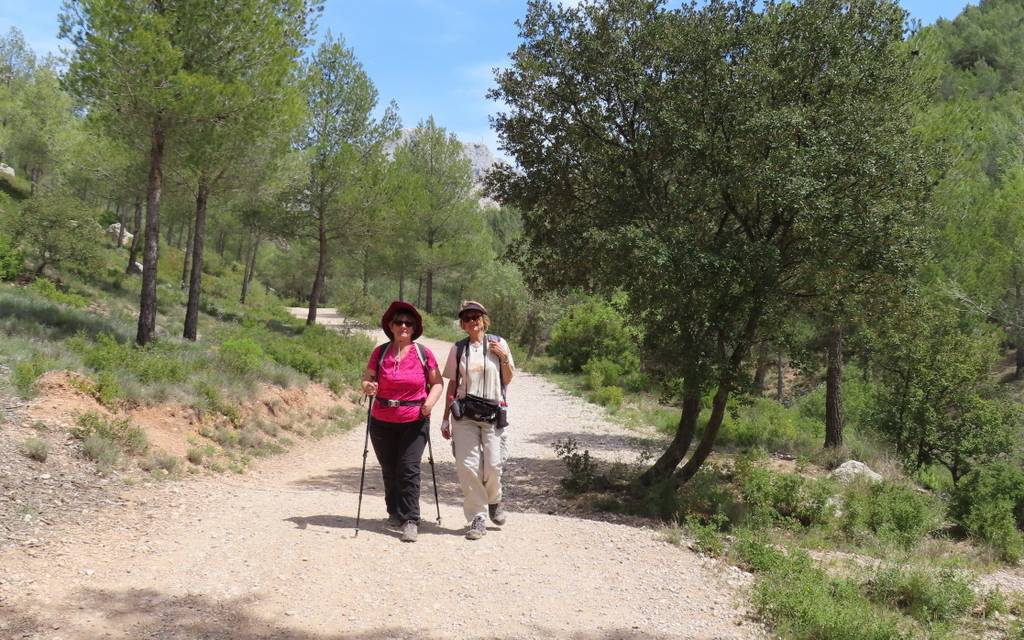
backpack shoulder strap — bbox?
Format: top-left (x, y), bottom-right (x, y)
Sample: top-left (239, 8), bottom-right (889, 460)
top-left (487, 334), bottom-right (509, 396)
top-left (374, 341), bottom-right (392, 380)
top-left (414, 342), bottom-right (429, 392)
top-left (455, 338), bottom-right (469, 395)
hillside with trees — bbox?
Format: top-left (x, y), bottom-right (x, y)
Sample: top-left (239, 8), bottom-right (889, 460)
top-left (0, 1), bottom-right (1024, 639)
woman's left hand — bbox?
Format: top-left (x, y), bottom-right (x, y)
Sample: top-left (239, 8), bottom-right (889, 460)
top-left (489, 340), bottom-right (508, 361)
top-left (421, 403), bottom-right (433, 417)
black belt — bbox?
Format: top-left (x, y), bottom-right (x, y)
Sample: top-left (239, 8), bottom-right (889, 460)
top-left (376, 398), bottom-right (425, 408)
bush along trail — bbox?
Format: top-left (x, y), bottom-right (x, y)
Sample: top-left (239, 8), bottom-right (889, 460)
top-left (0, 311), bottom-right (763, 640)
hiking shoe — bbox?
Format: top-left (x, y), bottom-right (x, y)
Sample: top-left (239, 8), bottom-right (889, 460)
top-left (385, 515), bottom-right (402, 528)
top-left (400, 520), bottom-right (418, 543)
top-left (466, 515), bottom-right (487, 540)
top-left (488, 502), bottom-right (506, 526)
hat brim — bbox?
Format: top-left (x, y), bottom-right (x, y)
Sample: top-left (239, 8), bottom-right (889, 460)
top-left (381, 301), bottom-right (423, 341)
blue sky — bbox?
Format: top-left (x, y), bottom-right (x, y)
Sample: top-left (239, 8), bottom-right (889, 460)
top-left (1, 1), bottom-right (976, 159)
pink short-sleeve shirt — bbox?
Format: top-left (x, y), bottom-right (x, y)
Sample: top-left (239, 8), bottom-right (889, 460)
top-left (367, 343), bottom-right (438, 423)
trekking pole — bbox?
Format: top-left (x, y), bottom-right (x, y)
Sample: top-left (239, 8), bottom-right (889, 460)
top-left (354, 395), bottom-right (373, 537)
top-left (425, 427), bottom-right (442, 526)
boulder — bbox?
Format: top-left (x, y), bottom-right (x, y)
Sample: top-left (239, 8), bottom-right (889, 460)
top-left (0, 163), bottom-right (14, 177)
top-left (106, 223), bottom-right (134, 247)
top-left (829, 460), bottom-right (882, 484)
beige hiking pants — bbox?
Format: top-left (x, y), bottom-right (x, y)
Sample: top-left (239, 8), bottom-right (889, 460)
top-left (452, 417), bottom-right (503, 523)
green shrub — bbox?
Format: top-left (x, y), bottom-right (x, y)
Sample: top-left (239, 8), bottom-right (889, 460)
top-left (219, 337), bottom-right (267, 374)
top-left (0, 233), bottom-right (24, 281)
top-left (721, 397), bottom-right (822, 454)
top-left (838, 479), bottom-right (943, 548)
top-left (733, 530), bottom-right (786, 573)
top-left (140, 450), bottom-right (180, 475)
top-left (583, 357), bottom-right (623, 390)
top-left (211, 426), bottom-right (239, 449)
top-left (72, 411), bottom-right (148, 456)
top-left (751, 549), bottom-right (910, 640)
top-left (547, 298), bottom-right (639, 373)
top-left (92, 371), bottom-right (123, 407)
top-left (187, 447), bottom-right (206, 465)
top-left (589, 385), bottom-right (624, 411)
top-left (69, 333), bottom-right (190, 384)
top-left (9, 190), bottom-right (104, 275)
top-left (734, 457), bottom-right (836, 528)
top-left (22, 437), bottom-right (48, 462)
top-left (552, 437), bottom-right (600, 493)
top-left (11, 354), bottom-right (56, 397)
top-left (950, 461), bottom-right (1024, 562)
top-left (81, 433), bottom-right (119, 466)
top-left (868, 564), bottom-right (975, 623)
top-left (674, 463), bottom-right (738, 522)
top-left (685, 513), bottom-right (727, 557)
top-left (29, 279), bottom-right (88, 308)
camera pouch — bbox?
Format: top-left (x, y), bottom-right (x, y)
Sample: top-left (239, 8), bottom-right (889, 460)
top-left (460, 393), bottom-right (499, 423)
top-left (450, 398), bottom-right (463, 420)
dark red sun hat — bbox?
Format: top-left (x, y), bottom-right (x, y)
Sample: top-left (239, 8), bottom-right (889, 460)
top-left (381, 300), bottom-right (423, 341)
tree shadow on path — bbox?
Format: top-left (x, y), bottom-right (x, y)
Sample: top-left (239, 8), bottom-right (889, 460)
top-left (2, 588), bottom-right (688, 639)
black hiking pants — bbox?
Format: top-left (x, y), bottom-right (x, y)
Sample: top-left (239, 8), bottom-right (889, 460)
top-left (368, 417), bottom-right (429, 523)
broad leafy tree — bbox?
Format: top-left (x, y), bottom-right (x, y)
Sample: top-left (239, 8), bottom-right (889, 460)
top-left (489, 0), bottom-right (934, 487)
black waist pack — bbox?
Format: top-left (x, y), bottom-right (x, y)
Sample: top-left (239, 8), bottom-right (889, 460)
top-left (459, 393), bottom-right (499, 423)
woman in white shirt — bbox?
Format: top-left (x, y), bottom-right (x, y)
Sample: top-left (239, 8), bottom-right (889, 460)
top-left (441, 301), bottom-right (515, 540)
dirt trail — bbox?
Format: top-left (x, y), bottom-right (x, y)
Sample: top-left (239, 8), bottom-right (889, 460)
top-left (0, 310), bottom-right (765, 639)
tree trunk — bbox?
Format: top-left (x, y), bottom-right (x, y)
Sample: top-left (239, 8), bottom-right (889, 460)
top-left (1016, 329), bottom-right (1024, 380)
top-left (416, 275), bottom-right (422, 307)
top-left (180, 218), bottom-right (194, 289)
top-left (675, 378), bottom-right (733, 485)
top-left (115, 203), bottom-right (126, 248)
top-left (753, 344), bottom-right (769, 395)
top-left (240, 234), bottom-right (259, 304)
top-left (136, 121), bottom-right (165, 346)
top-left (635, 386), bottom-right (701, 488)
top-left (306, 214), bottom-right (328, 326)
top-left (425, 269), bottom-right (434, 314)
top-left (126, 198), bottom-right (143, 274)
top-left (361, 249), bottom-right (369, 297)
top-left (775, 348), bottom-right (785, 402)
top-left (825, 324), bottom-right (844, 448)
top-left (183, 176), bottom-right (210, 341)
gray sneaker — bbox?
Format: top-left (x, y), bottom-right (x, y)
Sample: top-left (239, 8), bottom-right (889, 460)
top-left (466, 515), bottom-right (487, 540)
top-left (400, 520), bottom-right (418, 543)
top-left (488, 502), bottom-right (506, 526)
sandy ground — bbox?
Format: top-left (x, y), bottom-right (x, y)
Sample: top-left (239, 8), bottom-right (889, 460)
top-left (0, 310), bottom-right (766, 640)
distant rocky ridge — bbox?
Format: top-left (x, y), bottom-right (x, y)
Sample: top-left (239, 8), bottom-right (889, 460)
top-left (387, 129), bottom-right (501, 185)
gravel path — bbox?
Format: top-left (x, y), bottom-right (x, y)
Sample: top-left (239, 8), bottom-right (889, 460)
top-left (0, 311), bottom-right (766, 639)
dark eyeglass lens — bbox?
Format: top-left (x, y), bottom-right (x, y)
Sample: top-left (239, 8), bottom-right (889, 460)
top-left (392, 319), bottom-right (414, 327)
top-left (463, 314), bottom-right (482, 321)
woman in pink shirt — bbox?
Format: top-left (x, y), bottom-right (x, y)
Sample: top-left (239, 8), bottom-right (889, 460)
top-left (360, 301), bottom-right (443, 542)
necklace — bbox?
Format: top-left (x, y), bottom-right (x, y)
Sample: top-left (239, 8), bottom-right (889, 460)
top-left (392, 344), bottom-right (406, 375)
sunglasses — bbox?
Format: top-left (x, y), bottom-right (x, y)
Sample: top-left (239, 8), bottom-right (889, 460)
top-left (461, 313), bottom-right (483, 322)
top-left (391, 319), bottom-right (416, 327)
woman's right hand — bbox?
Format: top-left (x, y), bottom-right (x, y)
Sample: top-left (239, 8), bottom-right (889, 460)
top-left (362, 380), bottom-right (378, 396)
top-left (441, 419), bottom-right (451, 440)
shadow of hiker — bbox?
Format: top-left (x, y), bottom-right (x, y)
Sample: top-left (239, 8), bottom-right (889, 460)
top-left (290, 460), bottom-right (463, 508)
top-left (3, 586), bottom-right (689, 639)
top-left (283, 514), bottom-right (465, 538)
